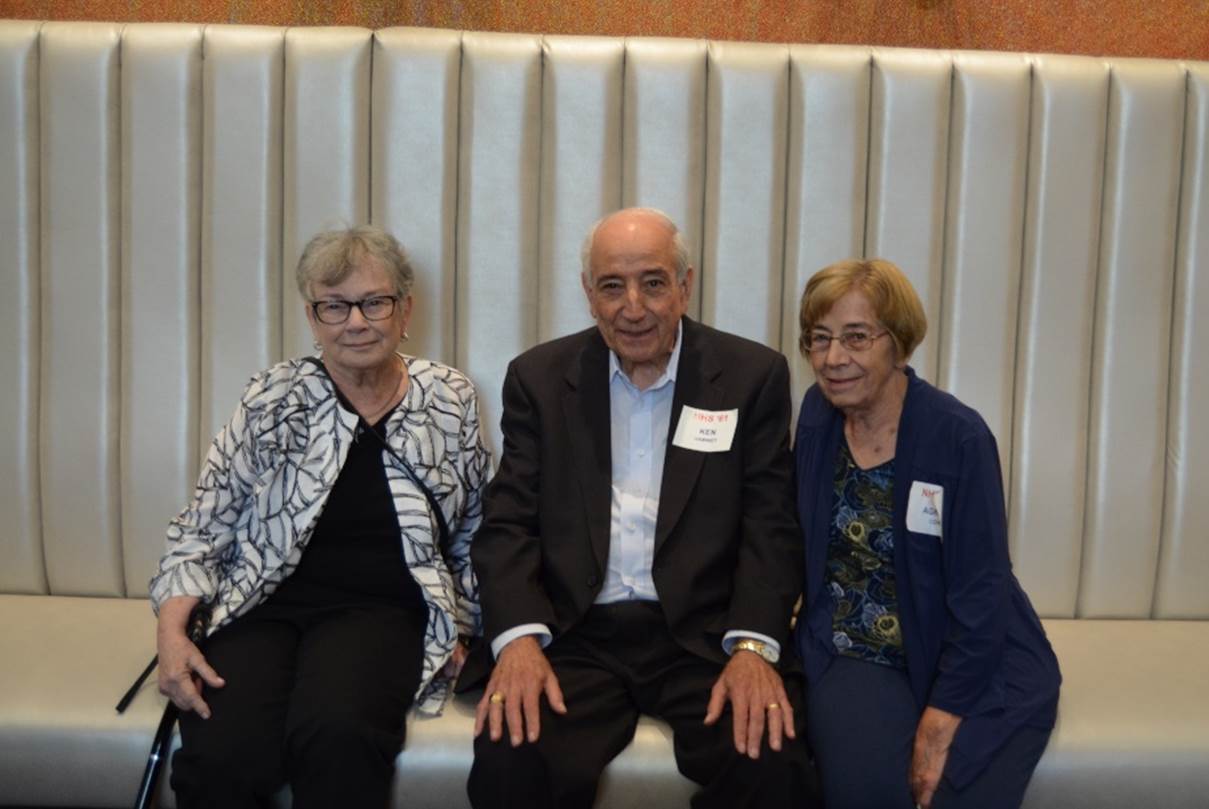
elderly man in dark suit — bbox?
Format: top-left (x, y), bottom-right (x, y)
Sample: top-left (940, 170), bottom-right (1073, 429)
top-left (465, 208), bottom-right (817, 808)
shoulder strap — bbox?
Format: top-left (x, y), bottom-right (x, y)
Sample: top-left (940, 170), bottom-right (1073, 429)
top-left (303, 355), bottom-right (454, 562)
top-left (362, 423), bottom-right (454, 564)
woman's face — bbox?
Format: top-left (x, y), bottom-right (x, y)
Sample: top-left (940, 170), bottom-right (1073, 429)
top-left (807, 290), bottom-right (904, 415)
top-left (305, 256), bottom-right (412, 378)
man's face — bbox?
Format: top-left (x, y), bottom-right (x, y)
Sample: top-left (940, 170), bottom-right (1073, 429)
top-left (582, 212), bottom-right (692, 385)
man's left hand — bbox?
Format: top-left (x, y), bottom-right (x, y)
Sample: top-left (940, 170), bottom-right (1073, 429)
top-left (704, 650), bottom-right (796, 759)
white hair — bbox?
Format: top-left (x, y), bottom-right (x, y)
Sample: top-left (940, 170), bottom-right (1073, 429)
top-left (579, 207), bottom-right (690, 282)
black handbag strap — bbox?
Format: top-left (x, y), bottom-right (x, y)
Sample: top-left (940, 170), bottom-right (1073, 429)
top-left (359, 420), bottom-right (454, 564)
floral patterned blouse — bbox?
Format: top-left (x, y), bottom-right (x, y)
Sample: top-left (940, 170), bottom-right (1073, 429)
top-left (826, 439), bottom-right (906, 669)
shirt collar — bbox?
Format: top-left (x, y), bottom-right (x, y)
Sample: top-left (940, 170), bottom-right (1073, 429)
top-left (608, 319), bottom-right (683, 391)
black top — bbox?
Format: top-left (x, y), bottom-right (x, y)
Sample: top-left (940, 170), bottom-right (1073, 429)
top-left (268, 406), bottom-right (428, 616)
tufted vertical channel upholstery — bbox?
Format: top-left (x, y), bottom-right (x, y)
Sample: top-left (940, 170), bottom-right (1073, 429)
top-left (0, 20), bottom-right (1207, 808)
top-left (1156, 61), bottom-right (1209, 619)
top-left (38, 21), bottom-right (125, 598)
top-left (372, 27), bottom-right (462, 367)
top-left (199, 25), bottom-right (285, 447)
top-left (119, 23), bottom-right (204, 599)
top-left (0, 19), bottom-right (43, 595)
top-left (1008, 54), bottom-right (1108, 617)
top-left (536, 35), bottom-right (624, 344)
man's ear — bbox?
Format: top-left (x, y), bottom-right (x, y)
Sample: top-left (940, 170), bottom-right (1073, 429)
top-left (582, 272), bottom-right (597, 318)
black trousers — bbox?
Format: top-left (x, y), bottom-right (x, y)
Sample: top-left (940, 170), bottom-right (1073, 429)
top-left (468, 601), bottom-right (819, 809)
top-left (171, 600), bottom-right (427, 809)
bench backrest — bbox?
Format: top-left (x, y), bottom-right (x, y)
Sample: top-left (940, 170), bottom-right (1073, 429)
top-left (1, 21), bottom-right (1206, 620)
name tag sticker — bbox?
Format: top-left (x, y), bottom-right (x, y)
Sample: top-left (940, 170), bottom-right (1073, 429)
top-left (907, 480), bottom-right (944, 539)
top-left (672, 405), bottom-right (738, 453)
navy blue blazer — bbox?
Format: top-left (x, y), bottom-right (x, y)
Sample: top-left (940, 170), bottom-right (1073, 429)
top-left (793, 367), bottom-right (1060, 788)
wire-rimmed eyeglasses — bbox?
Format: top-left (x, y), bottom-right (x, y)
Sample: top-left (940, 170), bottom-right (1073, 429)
top-left (804, 329), bottom-right (888, 354)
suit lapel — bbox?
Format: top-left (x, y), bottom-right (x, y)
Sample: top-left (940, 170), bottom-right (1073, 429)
top-left (654, 319), bottom-right (723, 555)
top-left (562, 331), bottom-right (613, 574)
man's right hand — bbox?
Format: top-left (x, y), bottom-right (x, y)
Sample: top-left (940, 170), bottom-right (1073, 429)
top-left (474, 635), bottom-right (565, 746)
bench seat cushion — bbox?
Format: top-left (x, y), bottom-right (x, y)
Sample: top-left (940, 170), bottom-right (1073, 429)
top-left (1024, 619), bottom-right (1209, 809)
top-left (0, 594), bottom-right (165, 807)
top-left (3, 597), bottom-right (1208, 809)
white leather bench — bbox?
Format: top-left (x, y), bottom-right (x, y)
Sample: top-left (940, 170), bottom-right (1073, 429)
top-left (1, 19), bottom-right (1207, 808)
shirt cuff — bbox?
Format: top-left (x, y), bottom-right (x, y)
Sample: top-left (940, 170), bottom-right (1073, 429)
top-left (490, 623), bottom-right (553, 659)
top-left (722, 630), bottom-right (782, 663)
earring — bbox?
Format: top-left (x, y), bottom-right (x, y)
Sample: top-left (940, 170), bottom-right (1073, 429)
top-left (402, 331), bottom-right (410, 342)
top-left (312, 340), bottom-right (322, 351)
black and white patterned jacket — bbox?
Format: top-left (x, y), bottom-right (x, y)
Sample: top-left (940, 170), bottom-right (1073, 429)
top-left (150, 354), bottom-right (491, 714)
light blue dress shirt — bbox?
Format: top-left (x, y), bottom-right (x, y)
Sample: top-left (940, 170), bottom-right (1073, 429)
top-left (594, 322), bottom-right (680, 602)
top-left (491, 321), bottom-right (780, 661)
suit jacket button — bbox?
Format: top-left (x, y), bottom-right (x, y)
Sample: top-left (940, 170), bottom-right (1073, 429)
top-left (586, 574), bottom-right (598, 587)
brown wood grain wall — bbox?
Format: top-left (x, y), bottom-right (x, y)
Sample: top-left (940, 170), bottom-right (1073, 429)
top-left (1, 0), bottom-right (1207, 59)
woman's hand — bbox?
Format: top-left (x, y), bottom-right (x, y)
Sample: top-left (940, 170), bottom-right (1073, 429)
top-left (156, 596), bottom-right (224, 718)
top-left (911, 705), bottom-right (962, 809)
top-left (443, 639), bottom-right (469, 678)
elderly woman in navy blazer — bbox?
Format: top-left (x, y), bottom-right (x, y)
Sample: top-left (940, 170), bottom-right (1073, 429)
top-left (793, 258), bottom-right (1060, 809)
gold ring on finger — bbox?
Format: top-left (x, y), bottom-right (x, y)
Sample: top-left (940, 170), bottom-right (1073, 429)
top-left (766, 702), bottom-right (781, 711)
top-left (489, 691), bottom-right (505, 705)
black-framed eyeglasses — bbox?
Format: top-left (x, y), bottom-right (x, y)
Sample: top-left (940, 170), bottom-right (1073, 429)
top-left (310, 295), bottom-right (399, 325)
top-left (805, 329), bottom-right (888, 353)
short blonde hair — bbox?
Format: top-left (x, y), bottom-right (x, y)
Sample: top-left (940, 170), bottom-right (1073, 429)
top-left (798, 258), bottom-right (927, 360)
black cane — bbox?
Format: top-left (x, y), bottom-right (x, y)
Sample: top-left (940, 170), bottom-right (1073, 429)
top-left (118, 602), bottom-right (212, 809)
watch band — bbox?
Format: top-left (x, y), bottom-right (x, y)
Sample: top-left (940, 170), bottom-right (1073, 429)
top-left (732, 638), bottom-right (779, 664)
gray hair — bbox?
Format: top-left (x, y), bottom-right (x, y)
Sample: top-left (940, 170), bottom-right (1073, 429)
top-left (579, 207), bottom-right (691, 283)
top-left (295, 225), bottom-right (414, 300)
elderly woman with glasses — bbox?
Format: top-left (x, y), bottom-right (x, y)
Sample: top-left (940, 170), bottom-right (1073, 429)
top-left (793, 259), bottom-right (1060, 809)
top-left (149, 225), bottom-right (490, 808)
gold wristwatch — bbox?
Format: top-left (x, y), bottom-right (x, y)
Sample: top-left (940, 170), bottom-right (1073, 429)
top-left (731, 638), bottom-right (779, 664)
